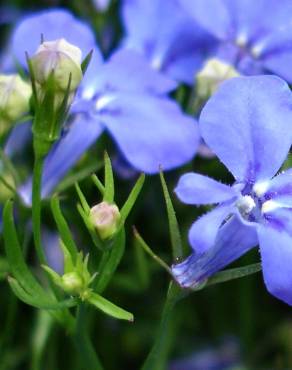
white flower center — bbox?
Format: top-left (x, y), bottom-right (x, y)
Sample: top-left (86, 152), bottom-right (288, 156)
top-left (236, 195), bottom-right (256, 216)
top-left (253, 181), bottom-right (270, 197)
top-left (95, 94), bottom-right (116, 111)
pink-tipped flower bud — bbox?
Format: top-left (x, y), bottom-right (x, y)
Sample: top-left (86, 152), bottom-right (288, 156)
top-left (90, 202), bottom-right (121, 240)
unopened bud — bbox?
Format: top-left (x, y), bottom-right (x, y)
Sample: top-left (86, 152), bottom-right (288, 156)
top-left (61, 271), bottom-right (83, 295)
top-left (196, 58), bottom-right (239, 98)
top-left (0, 74), bottom-right (31, 136)
top-left (31, 38), bottom-right (82, 91)
top-left (90, 202), bottom-right (121, 240)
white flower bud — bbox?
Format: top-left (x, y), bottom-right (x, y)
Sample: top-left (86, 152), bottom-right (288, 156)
top-left (31, 38), bottom-right (82, 91)
top-left (196, 58), bottom-right (240, 98)
top-left (0, 74), bottom-right (31, 135)
top-left (90, 202), bottom-right (121, 240)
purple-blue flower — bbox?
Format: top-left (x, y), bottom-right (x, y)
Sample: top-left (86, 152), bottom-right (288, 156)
top-left (179, 0), bottom-right (292, 82)
top-left (172, 75), bottom-right (292, 306)
top-left (12, 9), bottom-right (199, 203)
top-left (121, 0), bottom-right (216, 84)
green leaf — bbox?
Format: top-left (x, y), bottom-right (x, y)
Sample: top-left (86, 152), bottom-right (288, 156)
top-left (206, 262), bottom-right (262, 287)
top-left (3, 200), bottom-right (47, 297)
top-left (88, 292), bottom-right (133, 322)
top-left (81, 50), bottom-right (93, 75)
top-left (133, 227), bottom-right (172, 275)
top-left (0, 257), bottom-right (10, 281)
top-left (8, 277), bottom-right (77, 310)
top-left (159, 169), bottom-right (183, 260)
top-left (51, 196), bottom-right (78, 262)
top-left (134, 238), bottom-right (150, 289)
top-left (91, 174), bottom-right (105, 196)
top-left (103, 152), bottom-right (114, 203)
top-left (190, 263), bottom-right (262, 292)
top-left (94, 229), bottom-right (126, 294)
top-left (56, 159), bottom-right (103, 194)
top-left (120, 173), bottom-right (145, 224)
top-left (75, 183), bottom-right (90, 213)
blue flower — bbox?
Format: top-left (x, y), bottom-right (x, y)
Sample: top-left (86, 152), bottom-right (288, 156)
top-left (121, 0), bottom-right (216, 84)
top-left (12, 9), bottom-right (199, 203)
top-left (179, 0), bottom-right (292, 82)
top-left (172, 75), bottom-right (292, 305)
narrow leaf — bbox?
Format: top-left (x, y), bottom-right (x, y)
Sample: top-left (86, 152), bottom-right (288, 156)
top-left (8, 277), bottom-right (77, 310)
top-left (120, 174), bottom-right (145, 223)
top-left (94, 229), bottom-right (126, 294)
top-left (88, 292), bottom-right (134, 322)
top-left (3, 200), bottom-right (46, 296)
top-left (133, 227), bottom-right (172, 275)
top-left (206, 262), bottom-right (262, 287)
top-left (75, 183), bottom-right (90, 213)
top-left (103, 152), bottom-right (114, 203)
top-left (51, 196), bottom-right (78, 261)
top-left (91, 174), bottom-right (105, 195)
top-left (81, 50), bottom-right (93, 75)
top-left (159, 169), bottom-right (183, 260)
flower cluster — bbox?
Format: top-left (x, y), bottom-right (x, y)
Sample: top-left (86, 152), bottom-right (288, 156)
top-left (1, 0), bottom-right (292, 335)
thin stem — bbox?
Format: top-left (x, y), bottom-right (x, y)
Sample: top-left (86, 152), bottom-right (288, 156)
top-left (32, 153), bottom-right (46, 264)
top-left (141, 283), bottom-right (186, 370)
top-left (74, 303), bottom-right (104, 370)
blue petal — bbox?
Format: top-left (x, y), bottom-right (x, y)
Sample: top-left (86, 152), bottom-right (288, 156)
top-left (178, 0), bottom-right (232, 40)
top-left (5, 122), bottom-right (31, 157)
top-left (264, 169), bottom-right (292, 205)
top-left (121, 0), bottom-right (216, 84)
top-left (261, 29), bottom-right (292, 83)
top-left (180, 0), bottom-right (292, 43)
top-left (188, 203), bottom-right (234, 253)
top-left (258, 224), bottom-right (292, 305)
top-left (90, 48), bottom-right (177, 95)
top-left (11, 8), bottom-right (101, 66)
top-left (101, 92), bottom-right (199, 173)
top-left (200, 76), bottom-right (292, 183)
top-left (175, 173), bottom-right (237, 205)
top-left (172, 215), bottom-right (258, 288)
top-left (19, 114), bottom-right (103, 204)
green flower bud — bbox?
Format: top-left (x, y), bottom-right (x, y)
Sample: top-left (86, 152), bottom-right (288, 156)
top-left (31, 38), bottom-right (82, 92)
top-left (61, 271), bottom-right (84, 295)
top-left (196, 58), bottom-right (239, 98)
top-left (0, 74), bottom-right (31, 136)
top-left (90, 202), bottom-right (121, 240)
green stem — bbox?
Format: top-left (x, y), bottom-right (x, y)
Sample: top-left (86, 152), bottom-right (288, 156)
top-left (74, 304), bottom-right (104, 370)
top-left (141, 283), bottom-right (185, 370)
top-left (32, 153), bottom-right (46, 264)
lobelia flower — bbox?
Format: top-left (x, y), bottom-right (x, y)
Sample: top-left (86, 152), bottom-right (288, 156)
top-left (120, 0), bottom-right (216, 84)
top-left (13, 9), bottom-right (199, 204)
top-left (179, 0), bottom-right (292, 83)
top-left (172, 75), bottom-right (292, 306)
